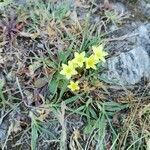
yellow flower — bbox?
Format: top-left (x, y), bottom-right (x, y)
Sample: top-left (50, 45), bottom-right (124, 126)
top-left (68, 59), bottom-right (78, 68)
top-left (85, 55), bottom-right (98, 70)
top-left (92, 45), bottom-right (108, 62)
top-left (74, 52), bottom-right (86, 67)
top-left (68, 81), bottom-right (80, 91)
top-left (60, 64), bottom-right (77, 79)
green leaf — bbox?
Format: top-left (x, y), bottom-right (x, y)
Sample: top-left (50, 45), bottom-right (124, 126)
top-left (99, 75), bottom-right (119, 84)
top-left (45, 60), bottom-right (57, 69)
top-left (31, 123), bottom-right (38, 150)
top-left (0, 79), bottom-right (5, 90)
top-left (89, 107), bottom-right (97, 119)
top-left (0, 79), bottom-right (5, 101)
top-left (57, 80), bottom-right (68, 102)
top-left (96, 114), bottom-right (106, 150)
top-left (69, 106), bottom-right (88, 117)
top-left (84, 123), bottom-right (93, 134)
top-left (103, 102), bottom-right (128, 112)
top-left (48, 78), bottom-right (58, 96)
top-left (57, 50), bottom-right (71, 63)
top-left (64, 94), bottom-right (82, 105)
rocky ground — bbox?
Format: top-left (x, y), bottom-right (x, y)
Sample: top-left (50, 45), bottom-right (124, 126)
top-left (0, 0), bottom-right (150, 149)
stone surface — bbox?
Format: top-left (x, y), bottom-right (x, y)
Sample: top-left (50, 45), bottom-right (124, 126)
top-left (0, 121), bottom-right (8, 143)
top-left (14, 0), bottom-right (27, 5)
top-left (137, 0), bottom-right (150, 19)
top-left (102, 23), bottom-right (150, 85)
top-left (111, 2), bottom-right (128, 14)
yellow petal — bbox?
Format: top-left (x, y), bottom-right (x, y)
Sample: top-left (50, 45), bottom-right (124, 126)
top-left (60, 70), bottom-right (65, 75)
top-left (68, 81), bottom-right (80, 91)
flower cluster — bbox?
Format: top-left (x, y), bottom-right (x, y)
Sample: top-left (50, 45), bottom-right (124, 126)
top-left (60, 45), bottom-right (108, 92)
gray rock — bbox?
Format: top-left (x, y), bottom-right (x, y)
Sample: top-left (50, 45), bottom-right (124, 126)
top-left (14, 0), bottom-right (27, 5)
top-left (104, 47), bottom-right (150, 85)
top-left (137, 0), bottom-right (150, 18)
top-left (103, 23), bottom-right (150, 85)
top-left (0, 121), bottom-right (8, 143)
top-left (111, 2), bottom-right (128, 14)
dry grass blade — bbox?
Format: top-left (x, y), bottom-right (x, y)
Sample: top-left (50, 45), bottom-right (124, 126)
top-left (69, 129), bottom-right (83, 150)
top-left (54, 102), bottom-right (67, 150)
